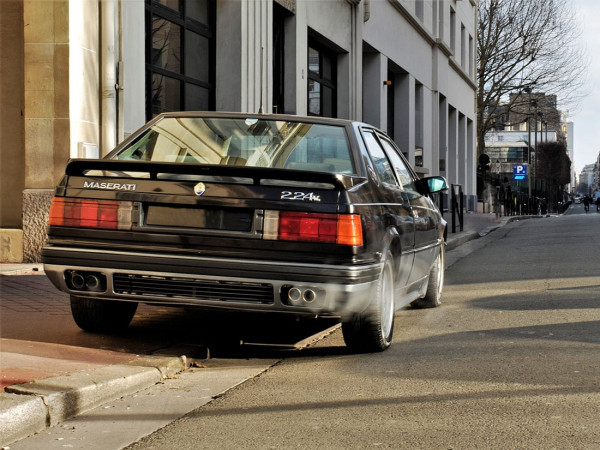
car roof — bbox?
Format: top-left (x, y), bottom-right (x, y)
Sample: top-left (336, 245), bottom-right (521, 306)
top-left (155, 111), bottom-right (370, 128)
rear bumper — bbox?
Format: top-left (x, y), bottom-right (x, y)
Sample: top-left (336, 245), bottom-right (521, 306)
top-left (43, 246), bottom-right (381, 316)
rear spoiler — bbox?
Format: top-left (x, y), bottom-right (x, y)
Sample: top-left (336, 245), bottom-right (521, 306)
top-left (64, 159), bottom-right (367, 190)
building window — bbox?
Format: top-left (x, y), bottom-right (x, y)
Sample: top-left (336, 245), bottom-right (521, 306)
top-left (362, 130), bottom-right (398, 186)
top-left (415, 81), bottom-right (423, 166)
top-left (307, 42), bottom-right (336, 117)
top-left (415, 0), bottom-right (423, 22)
top-left (461, 23), bottom-right (466, 69)
top-left (438, 0), bottom-right (444, 40)
top-left (432, 0), bottom-right (439, 38)
top-left (450, 7), bottom-right (456, 53)
top-left (145, 0), bottom-right (215, 120)
top-left (469, 34), bottom-right (474, 76)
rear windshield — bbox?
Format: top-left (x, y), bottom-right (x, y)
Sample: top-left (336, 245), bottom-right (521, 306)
top-left (113, 117), bottom-right (355, 174)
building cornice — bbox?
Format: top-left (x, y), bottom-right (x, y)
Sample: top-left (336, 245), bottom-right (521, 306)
top-left (388, 0), bottom-right (436, 46)
top-left (388, 0), bottom-right (476, 90)
top-left (449, 57), bottom-right (477, 90)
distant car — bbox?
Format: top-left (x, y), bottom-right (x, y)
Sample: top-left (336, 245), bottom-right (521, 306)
top-left (42, 112), bottom-right (447, 352)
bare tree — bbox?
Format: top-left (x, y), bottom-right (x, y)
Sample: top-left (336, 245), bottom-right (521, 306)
top-left (477, 0), bottom-right (588, 155)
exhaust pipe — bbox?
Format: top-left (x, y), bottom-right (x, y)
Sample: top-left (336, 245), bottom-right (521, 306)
top-left (302, 289), bottom-right (317, 304)
top-left (85, 274), bottom-right (102, 292)
top-left (67, 270), bottom-right (106, 292)
top-left (286, 287), bottom-right (319, 306)
top-left (288, 287), bottom-right (302, 305)
top-left (71, 272), bottom-right (86, 290)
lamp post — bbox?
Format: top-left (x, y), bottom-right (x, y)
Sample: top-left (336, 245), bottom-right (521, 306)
top-left (533, 110), bottom-right (543, 196)
top-left (536, 110), bottom-right (543, 197)
top-left (525, 89), bottom-right (533, 197)
top-left (528, 97), bottom-right (538, 197)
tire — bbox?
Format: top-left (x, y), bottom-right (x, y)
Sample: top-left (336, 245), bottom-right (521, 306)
top-left (342, 251), bottom-right (395, 353)
top-left (411, 244), bottom-right (444, 309)
top-left (70, 295), bottom-right (138, 333)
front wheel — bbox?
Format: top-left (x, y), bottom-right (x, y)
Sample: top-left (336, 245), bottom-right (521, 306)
top-left (411, 244), bottom-right (444, 309)
top-left (342, 251), bottom-right (395, 353)
top-left (70, 295), bottom-right (138, 333)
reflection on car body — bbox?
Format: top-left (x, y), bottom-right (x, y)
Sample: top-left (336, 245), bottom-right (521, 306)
top-left (43, 112), bottom-right (447, 352)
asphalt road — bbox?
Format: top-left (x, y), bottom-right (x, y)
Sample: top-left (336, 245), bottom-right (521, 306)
top-left (120, 212), bottom-right (600, 449)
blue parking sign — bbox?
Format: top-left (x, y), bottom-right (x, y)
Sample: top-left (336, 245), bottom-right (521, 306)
top-left (513, 164), bottom-right (527, 181)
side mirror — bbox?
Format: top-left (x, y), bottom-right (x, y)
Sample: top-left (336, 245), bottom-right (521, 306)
top-left (416, 176), bottom-right (448, 195)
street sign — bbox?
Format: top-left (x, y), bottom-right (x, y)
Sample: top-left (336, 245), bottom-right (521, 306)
top-left (513, 164), bottom-right (527, 181)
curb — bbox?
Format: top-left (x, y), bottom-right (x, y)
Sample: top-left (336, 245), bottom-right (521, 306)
top-left (445, 231), bottom-right (480, 251)
top-left (445, 214), bottom-right (543, 251)
top-left (0, 264), bottom-right (44, 276)
top-left (0, 355), bottom-right (188, 447)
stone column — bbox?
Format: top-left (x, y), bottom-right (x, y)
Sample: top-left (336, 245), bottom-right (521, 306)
top-left (22, 0), bottom-right (70, 262)
top-left (0, 0), bottom-right (25, 262)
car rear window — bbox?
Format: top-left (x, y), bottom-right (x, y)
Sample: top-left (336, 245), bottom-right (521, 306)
top-left (113, 117), bottom-right (355, 174)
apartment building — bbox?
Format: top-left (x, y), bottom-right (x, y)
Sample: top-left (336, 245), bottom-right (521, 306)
top-left (0, 0), bottom-right (477, 262)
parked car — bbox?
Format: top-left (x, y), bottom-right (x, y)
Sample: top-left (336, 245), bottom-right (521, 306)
top-left (43, 112), bottom-right (447, 352)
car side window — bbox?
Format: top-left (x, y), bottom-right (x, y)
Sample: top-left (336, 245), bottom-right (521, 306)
top-left (362, 130), bottom-right (399, 186)
top-left (379, 138), bottom-right (417, 192)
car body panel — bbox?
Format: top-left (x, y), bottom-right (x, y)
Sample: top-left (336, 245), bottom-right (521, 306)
top-left (43, 112), bottom-right (446, 323)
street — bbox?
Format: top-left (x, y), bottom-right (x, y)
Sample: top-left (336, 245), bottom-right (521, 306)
top-left (6, 209), bottom-right (600, 448)
top-left (130, 211), bottom-right (600, 449)
top-left (1, 0), bottom-right (595, 447)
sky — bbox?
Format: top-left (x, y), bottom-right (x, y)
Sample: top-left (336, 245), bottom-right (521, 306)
top-left (571, 0), bottom-right (600, 172)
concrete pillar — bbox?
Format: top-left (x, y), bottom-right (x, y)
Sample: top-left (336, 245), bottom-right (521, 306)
top-left (101, 0), bottom-right (118, 154)
top-left (347, 2), bottom-right (363, 121)
top-left (68, 0), bottom-right (100, 158)
top-left (438, 95), bottom-right (448, 177)
top-left (458, 112), bottom-right (466, 187)
top-left (422, 86), bottom-right (435, 173)
top-left (216, 1), bottom-right (271, 113)
top-left (447, 106), bottom-right (458, 184)
top-left (396, 72), bottom-right (415, 164)
top-left (362, 52), bottom-right (387, 131)
top-left (121, 0), bottom-right (146, 138)
top-left (466, 118), bottom-right (476, 202)
top-left (293, 1), bottom-right (308, 115)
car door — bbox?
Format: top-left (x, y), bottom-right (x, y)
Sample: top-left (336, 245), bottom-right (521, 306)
top-left (376, 134), bottom-right (441, 284)
top-left (360, 129), bottom-right (415, 288)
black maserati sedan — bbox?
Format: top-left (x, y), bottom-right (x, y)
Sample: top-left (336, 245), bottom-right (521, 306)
top-left (42, 112), bottom-right (447, 352)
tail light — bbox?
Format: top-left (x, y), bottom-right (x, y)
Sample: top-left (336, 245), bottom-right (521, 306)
top-left (48, 198), bottom-right (132, 230)
top-left (264, 211), bottom-right (363, 246)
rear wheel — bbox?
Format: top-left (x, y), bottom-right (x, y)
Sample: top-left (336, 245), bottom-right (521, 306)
top-left (70, 295), bottom-right (138, 333)
top-left (411, 244), bottom-right (444, 309)
top-left (342, 251), bottom-right (395, 353)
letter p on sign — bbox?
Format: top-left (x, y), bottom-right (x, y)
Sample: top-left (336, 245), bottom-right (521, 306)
top-left (513, 164), bottom-right (527, 180)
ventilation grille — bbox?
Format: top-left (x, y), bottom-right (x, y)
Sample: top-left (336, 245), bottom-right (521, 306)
top-left (113, 273), bottom-right (274, 304)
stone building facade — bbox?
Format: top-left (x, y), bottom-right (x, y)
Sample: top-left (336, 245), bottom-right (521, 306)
top-left (0, 0), bottom-right (478, 263)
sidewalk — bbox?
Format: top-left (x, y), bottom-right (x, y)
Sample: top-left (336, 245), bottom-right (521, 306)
top-left (0, 211), bottom-right (517, 447)
top-left (445, 210), bottom-right (510, 251)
